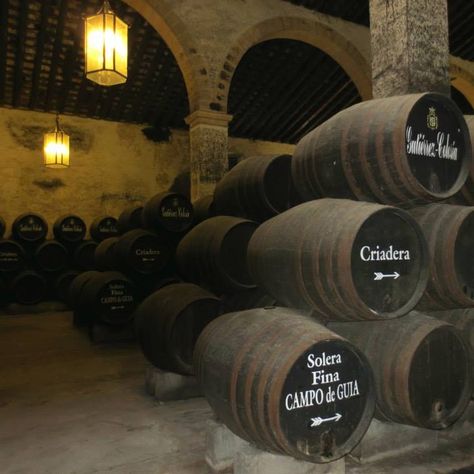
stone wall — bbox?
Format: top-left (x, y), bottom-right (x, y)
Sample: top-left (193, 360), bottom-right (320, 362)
top-left (0, 107), bottom-right (294, 236)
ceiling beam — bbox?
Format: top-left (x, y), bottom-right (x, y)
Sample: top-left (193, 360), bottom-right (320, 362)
top-left (13, 0), bottom-right (29, 108)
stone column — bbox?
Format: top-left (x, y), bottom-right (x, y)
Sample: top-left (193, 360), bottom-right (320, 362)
top-left (185, 110), bottom-right (233, 202)
top-left (370, 0), bottom-right (450, 98)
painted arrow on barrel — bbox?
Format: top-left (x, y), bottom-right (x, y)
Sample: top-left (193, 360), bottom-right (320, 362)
top-left (310, 413), bottom-right (342, 427)
top-left (373, 271), bottom-right (400, 281)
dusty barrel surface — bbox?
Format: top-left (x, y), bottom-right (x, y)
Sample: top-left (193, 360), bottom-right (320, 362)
top-left (428, 308), bottom-right (474, 390)
top-left (54, 270), bottom-right (80, 303)
top-left (292, 93), bottom-right (472, 206)
top-left (69, 270), bottom-right (101, 308)
top-left (142, 192), bottom-right (194, 233)
top-left (90, 216), bottom-right (119, 242)
top-left (410, 204), bottom-right (474, 309)
top-left (195, 307), bottom-right (375, 463)
top-left (0, 240), bottom-right (26, 273)
top-left (94, 237), bottom-right (119, 271)
top-left (214, 155), bottom-right (292, 221)
top-left (72, 240), bottom-right (98, 270)
top-left (11, 213), bottom-right (48, 244)
top-left (34, 240), bottom-right (69, 273)
top-left (10, 270), bottom-right (47, 305)
top-left (135, 283), bottom-right (222, 375)
top-left (192, 195), bottom-right (215, 224)
top-left (53, 215), bottom-right (86, 244)
top-left (248, 199), bottom-right (428, 321)
top-left (329, 311), bottom-right (472, 429)
top-left (452, 115), bottom-right (474, 204)
top-left (177, 216), bottom-right (258, 294)
top-left (222, 288), bottom-right (279, 312)
top-left (76, 271), bottom-right (137, 326)
top-left (114, 229), bottom-right (171, 275)
top-left (117, 206), bottom-right (144, 234)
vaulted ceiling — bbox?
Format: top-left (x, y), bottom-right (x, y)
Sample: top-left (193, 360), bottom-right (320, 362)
top-left (0, 0), bottom-right (472, 146)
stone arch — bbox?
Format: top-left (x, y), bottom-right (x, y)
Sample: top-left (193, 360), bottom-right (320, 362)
top-left (216, 15), bottom-right (372, 113)
top-left (123, 0), bottom-right (211, 112)
top-left (450, 56), bottom-right (474, 110)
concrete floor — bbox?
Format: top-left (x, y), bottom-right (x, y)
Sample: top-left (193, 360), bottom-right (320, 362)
top-left (0, 311), bottom-right (212, 474)
top-left (0, 311), bottom-right (472, 474)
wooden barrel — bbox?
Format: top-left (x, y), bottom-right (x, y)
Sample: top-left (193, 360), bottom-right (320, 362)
top-left (0, 276), bottom-right (7, 305)
top-left (34, 240), bottom-right (69, 273)
top-left (10, 271), bottom-right (47, 305)
top-left (53, 215), bottom-right (86, 244)
top-left (54, 270), bottom-right (80, 303)
top-left (0, 240), bottom-right (26, 273)
top-left (195, 306), bottom-right (375, 463)
top-left (222, 288), bottom-right (279, 312)
top-left (94, 237), bottom-right (119, 271)
top-left (117, 206), bottom-right (144, 234)
top-left (89, 216), bottom-right (119, 242)
top-left (177, 216), bottom-right (258, 294)
top-left (77, 272), bottom-right (137, 326)
top-left (410, 204), bottom-right (474, 309)
top-left (142, 192), bottom-right (194, 233)
top-left (428, 309), bottom-right (474, 392)
top-left (11, 213), bottom-right (48, 244)
top-left (292, 93), bottom-right (472, 206)
top-left (192, 195), bottom-right (215, 224)
top-left (452, 115), bottom-right (474, 204)
top-left (248, 199), bottom-right (428, 321)
top-left (329, 311), bottom-right (472, 429)
top-left (72, 240), bottom-right (98, 271)
top-left (135, 283), bottom-right (222, 375)
top-left (0, 216), bottom-right (5, 238)
top-left (214, 155), bottom-right (292, 221)
top-left (69, 270), bottom-right (101, 308)
top-left (114, 229), bottom-right (171, 275)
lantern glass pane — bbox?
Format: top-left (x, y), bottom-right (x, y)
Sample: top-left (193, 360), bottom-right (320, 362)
top-left (85, 14), bottom-right (105, 74)
top-left (115, 16), bottom-right (128, 78)
top-left (44, 131), bottom-right (70, 168)
top-left (104, 13), bottom-right (115, 70)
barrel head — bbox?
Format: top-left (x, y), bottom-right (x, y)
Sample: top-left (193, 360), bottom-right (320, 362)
top-left (455, 212), bottom-right (474, 299)
top-left (406, 94), bottom-right (471, 198)
top-left (408, 326), bottom-right (471, 428)
top-left (96, 278), bottom-right (137, 325)
top-left (54, 215), bottom-right (87, 243)
top-left (12, 213), bottom-right (48, 243)
top-left (0, 240), bottom-right (26, 273)
top-left (279, 340), bottom-right (374, 462)
top-left (351, 208), bottom-right (428, 316)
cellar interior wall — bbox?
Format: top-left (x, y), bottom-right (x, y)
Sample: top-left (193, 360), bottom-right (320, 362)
top-left (0, 107), bottom-right (294, 236)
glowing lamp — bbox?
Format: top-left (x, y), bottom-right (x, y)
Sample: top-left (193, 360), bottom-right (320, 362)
top-left (43, 115), bottom-right (70, 168)
top-left (84, 1), bottom-right (128, 86)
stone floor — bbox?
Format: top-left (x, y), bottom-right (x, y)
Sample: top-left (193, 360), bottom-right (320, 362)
top-left (0, 311), bottom-right (472, 474)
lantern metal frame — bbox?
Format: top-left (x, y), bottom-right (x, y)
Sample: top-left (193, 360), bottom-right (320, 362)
top-left (43, 114), bottom-right (70, 169)
top-left (84, 0), bottom-right (128, 86)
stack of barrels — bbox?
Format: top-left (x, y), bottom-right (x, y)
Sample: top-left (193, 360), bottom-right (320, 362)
top-left (69, 191), bottom-right (196, 338)
top-left (0, 213), bottom-right (90, 305)
top-left (139, 91), bottom-right (473, 464)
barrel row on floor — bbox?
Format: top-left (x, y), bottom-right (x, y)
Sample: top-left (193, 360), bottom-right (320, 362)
top-left (0, 190), bottom-right (198, 305)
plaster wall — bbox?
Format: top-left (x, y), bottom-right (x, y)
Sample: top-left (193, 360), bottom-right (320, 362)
top-left (0, 107), bottom-right (294, 235)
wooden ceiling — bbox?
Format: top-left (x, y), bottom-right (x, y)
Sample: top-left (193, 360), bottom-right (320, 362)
top-left (0, 0), bottom-right (189, 130)
top-left (286, 0), bottom-right (474, 61)
top-left (0, 0), bottom-right (472, 145)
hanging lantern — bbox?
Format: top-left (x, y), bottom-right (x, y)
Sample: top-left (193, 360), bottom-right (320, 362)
top-left (84, 1), bottom-right (128, 86)
top-left (43, 115), bottom-right (70, 168)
